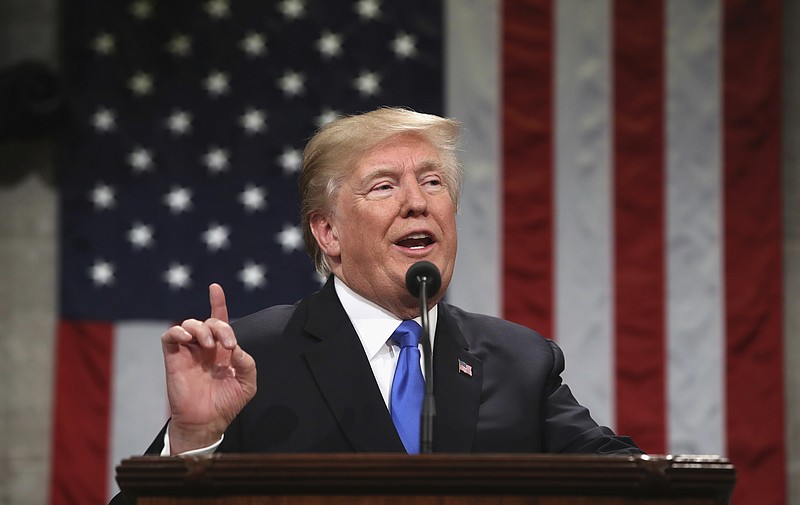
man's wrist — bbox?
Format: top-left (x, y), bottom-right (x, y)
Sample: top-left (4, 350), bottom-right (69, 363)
top-left (166, 423), bottom-right (225, 456)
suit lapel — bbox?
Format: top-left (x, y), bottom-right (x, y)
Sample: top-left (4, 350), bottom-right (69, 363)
top-left (432, 304), bottom-right (483, 452)
top-left (301, 278), bottom-right (405, 452)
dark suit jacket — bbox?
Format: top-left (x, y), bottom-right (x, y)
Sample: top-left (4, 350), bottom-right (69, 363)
top-left (112, 277), bottom-right (641, 504)
top-left (143, 276), bottom-right (640, 455)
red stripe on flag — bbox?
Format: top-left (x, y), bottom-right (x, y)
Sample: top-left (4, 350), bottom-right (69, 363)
top-left (502, 0), bottom-right (554, 336)
top-left (612, 0), bottom-right (667, 454)
top-left (50, 321), bottom-right (114, 505)
top-left (723, 1), bottom-right (786, 504)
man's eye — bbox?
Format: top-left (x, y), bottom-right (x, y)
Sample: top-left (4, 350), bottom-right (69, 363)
top-left (373, 183), bottom-right (393, 192)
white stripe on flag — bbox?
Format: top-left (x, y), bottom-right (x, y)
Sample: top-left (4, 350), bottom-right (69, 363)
top-left (446, 0), bottom-right (502, 318)
top-left (554, 0), bottom-right (615, 429)
top-left (108, 321), bottom-right (170, 499)
top-left (665, 0), bottom-right (725, 456)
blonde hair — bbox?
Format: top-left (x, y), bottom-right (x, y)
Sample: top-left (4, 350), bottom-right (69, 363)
top-left (299, 107), bottom-right (462, 275)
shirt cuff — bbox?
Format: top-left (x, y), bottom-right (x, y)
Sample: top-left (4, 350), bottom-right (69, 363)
top-left (160, 423), bottom-right (224, 457)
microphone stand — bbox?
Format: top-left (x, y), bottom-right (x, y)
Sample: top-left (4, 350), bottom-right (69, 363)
top-left (418, 277), bottom-right (435, 454)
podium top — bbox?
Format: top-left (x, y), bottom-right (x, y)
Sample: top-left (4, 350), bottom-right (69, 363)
top-left (117, 453), bottom-right (735, 504)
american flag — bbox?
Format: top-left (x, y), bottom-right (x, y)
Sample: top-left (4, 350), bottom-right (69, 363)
top-left (457, 359), bottom-right (473, 377)
top-left (51, 1), bottom-right (789, 504)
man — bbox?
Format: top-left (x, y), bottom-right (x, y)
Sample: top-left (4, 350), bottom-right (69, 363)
top-left (146, 107), bottom-right (641, 460)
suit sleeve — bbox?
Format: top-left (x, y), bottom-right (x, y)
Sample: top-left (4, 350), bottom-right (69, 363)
top-left (541, 340), bottom-right (644, 454)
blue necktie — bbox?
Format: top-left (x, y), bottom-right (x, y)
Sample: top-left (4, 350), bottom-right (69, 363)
top-left (390, 320), bottom-right (425, 454)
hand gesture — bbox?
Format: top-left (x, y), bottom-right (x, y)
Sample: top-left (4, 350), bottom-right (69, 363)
top-left (161, 283), bottom-right (257, 454)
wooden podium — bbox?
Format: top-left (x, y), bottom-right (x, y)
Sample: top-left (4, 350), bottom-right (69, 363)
top-left (116, 453), bottom-right (735, 505)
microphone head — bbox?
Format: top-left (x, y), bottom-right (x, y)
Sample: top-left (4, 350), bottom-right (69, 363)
top-left (405, 261), bottom-right (442, 298)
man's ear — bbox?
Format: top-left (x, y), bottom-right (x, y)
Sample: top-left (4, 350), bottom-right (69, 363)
top-left (309, 211), bottom-right (340, 258)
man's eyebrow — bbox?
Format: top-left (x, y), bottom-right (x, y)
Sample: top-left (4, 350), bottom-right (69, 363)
top-left (361, 159), bottom-right (443, 181)
top-left (358, 166), bottom-right (399, 185)
top-left (415, 159), bottom-right (444, 174)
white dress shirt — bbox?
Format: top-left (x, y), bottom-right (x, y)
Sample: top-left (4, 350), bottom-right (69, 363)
top-left (163, 276), bottom-right (437, 456)
top-left (334, 276), bottom-right (437, 408)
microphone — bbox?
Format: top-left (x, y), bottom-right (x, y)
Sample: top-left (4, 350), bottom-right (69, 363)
top-left (405, 261), bottom-right (442, 299)
top-left (405, 261), bottom-right (441, 454)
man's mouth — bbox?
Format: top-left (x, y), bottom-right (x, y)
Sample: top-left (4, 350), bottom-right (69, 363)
top-left (395, 233), bottom-right (434, 250)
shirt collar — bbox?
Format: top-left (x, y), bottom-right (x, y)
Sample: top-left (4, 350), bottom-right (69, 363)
top-left (333, 276), bottom-right (438, 360)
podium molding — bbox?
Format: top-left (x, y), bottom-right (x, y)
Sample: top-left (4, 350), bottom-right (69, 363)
top-left (116, 453), bottom-right (735, 505)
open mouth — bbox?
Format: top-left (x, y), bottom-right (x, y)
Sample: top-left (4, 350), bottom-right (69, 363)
top-left (395, 233), bottom-right (434, 250)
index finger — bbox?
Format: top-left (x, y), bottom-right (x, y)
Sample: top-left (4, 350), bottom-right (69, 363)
top-left (208, 283), bottom-right (229, 323)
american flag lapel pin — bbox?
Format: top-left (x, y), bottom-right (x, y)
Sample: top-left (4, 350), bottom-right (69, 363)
top-left (458, 359), bottom-right (473, 377)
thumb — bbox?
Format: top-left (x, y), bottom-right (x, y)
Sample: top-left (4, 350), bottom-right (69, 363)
top-left (209, 283), bottom-right (229, 323)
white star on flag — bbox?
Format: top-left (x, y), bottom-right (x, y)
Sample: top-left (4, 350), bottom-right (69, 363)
top-left (240, 32), bottom-right (266, 57)
top-left (239, 261), bottom-right (267, 290)
top-left (316, 31), bottom-right (343, 58)
top-left (92, 33), bottom-right (116, 55)
top-left (203, 71), bottom-right (230, 96)
top-left (127, 147), bottom-right (154, 173)
top-left (89, 183), bottom-right (116, 210)
top-left (354, 0), bottom-right (380, 20)
top-left (127, 222), bottom-right (155, 249)
top-left (316, 108), bottom-right (340, 127)
top-left (240, 108), bottom-right (266, 133)
top-left (278, 70), bottom-right (305, 96)
top-left (391, 32), bottom-right (417, 59)
top-left (278, 148), bottom-right (302, 175)
top-left (163, 263), bottom-right (191, 290)
top-left (163, 186), bottom-right (193, 214)
top-left (239, 184), bottom-right (267, 212)
top-left (128, 71), bottom-right (154, 96)
top-left (278, 0), bottom-right (305, 20)
top-left (354, 71), bottom-right (381, 96)
top-left (92, 107), bottom-right (116, 132)
top-left (166, 33), bottom-right (192, 56)
top-left (204, 0), bottom-right (230, 19)
top-left (129, 0), bottom-right (153, 20)
top-left (166, 110), bottom-right (192, 135)
top-left (203, 147), bottom-right (230, 174)
top-left (276, 224), bottom-right (304, 253)
top-left (202, 223), bottom-right (231, 252)
top-left (89, 259), bottom-right (115, 286)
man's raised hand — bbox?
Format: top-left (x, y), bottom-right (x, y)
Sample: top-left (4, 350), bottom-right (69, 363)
top-left (161, 283), bottom-right (257, 455)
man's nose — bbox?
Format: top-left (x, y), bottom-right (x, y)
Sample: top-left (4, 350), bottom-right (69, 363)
top-left (400, 183), bottom-right (428, 217)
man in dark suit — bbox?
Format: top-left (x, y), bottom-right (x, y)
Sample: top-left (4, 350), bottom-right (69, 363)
top-left (149, 107), bottom-right (641, 459)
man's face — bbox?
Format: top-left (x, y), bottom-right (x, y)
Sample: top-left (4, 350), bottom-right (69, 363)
top-left (310, 133), bottom-right (458, 318)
